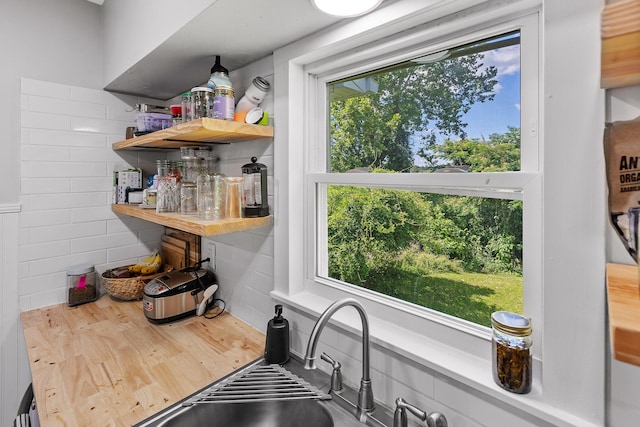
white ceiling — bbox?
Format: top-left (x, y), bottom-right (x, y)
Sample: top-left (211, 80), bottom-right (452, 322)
top-left (103, 0), bottom-right (345, 100)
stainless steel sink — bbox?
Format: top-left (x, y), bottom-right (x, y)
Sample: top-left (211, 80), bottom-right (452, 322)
top-left (134, 356), bottom-right (393, 427)
top-left (155, 399), bottom-right (333, 427)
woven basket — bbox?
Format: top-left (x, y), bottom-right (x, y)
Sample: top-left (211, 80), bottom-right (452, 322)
top-left (102, 264), bottom-right (173, 301)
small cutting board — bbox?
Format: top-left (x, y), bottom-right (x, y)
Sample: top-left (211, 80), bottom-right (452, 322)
top-left (161, 241), bottom-right (188, 271)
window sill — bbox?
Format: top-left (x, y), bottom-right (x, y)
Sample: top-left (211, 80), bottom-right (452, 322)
top-left (272, 289), bottom-right (599, 427)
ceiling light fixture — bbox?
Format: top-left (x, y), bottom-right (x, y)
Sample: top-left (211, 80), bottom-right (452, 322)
top-left (311, 0), bottom-right (383, 17)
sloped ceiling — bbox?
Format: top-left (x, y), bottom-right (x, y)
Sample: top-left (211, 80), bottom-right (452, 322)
top-left (103, 0), bottom-right (344, 100)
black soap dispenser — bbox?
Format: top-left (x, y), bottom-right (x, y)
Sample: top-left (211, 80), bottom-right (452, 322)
top-left (264, 304), bottom-right (290, 364)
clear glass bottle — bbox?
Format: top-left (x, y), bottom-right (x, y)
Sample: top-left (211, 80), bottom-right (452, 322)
top-left (181, 92), bottom-right (193, 122)
top-left (491, 311), bottom-right (532, 394)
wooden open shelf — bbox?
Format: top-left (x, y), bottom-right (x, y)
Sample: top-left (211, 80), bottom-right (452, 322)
top-left (606, 263), bottom-right (640, 366)
top-left (601, 0), bottom-right (640, 88)
top-left (112, 204), bottom-right (273, 237)
top-left (113, 118), bottom-right (274, 150)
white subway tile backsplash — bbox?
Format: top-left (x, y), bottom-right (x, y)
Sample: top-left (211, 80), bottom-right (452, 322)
top-left (71, 177), bottom-right (113, 193)
top-left (21, 111), bottom-right (71, 131)
top-left (138, 226), bottom-right (164, 243)
top-left (27, 128), bottom-right (107, 147)
top-left (71, 116), bottom-right (133, 135)
top-left (70, 146), bottom-right (124, 163)
top-left (28, 221), bottom-right (106, 244)
top-left (19, 271), bottom-right (66, 295)
top-left (106, 102), bottom-right (139, 122)
top-left (28, 250), bottom-right (107, 278)
top-left (21, 94), bottom-right (30, 111)
top-left (24, 161), bottom-right (107, 178)
top-left (19, 79), bottom-right (157, 310)
top-left (21, 78), bottom-right (71, 99)
top-left (71, 231), bottom-right (138, 254)
top-left (20, 209), bottom-right (71, 228)
top-left (253, 271), bottom-right (274, 296)
top-left (27, 191), bottom-right (106, 211)
top-left (106, 216), bottom-right (155, 234)
top-left (71, 85), bottom-right (112, 104)
top-left (21, 287), bottom-right (68, 311)
top-left (19, 240), bottom-right (70, 262)
top-left (71, 206), bottom-right (116, 223)
top-left (253, 254), bottom-right (273, 278)
top-left (21, 177), bottom-right (70, 195)
top-left (106, 243), bottom-right (157, 264)
top-left (28, 96), bottom-right (107, 119)
top-left (21, 144), bottom-right (70, 162)
top-left (435, 378), bottom-right (547, 427)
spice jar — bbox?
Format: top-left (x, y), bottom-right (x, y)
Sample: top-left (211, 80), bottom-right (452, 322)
top-left (491, 311), bottom-right (532, 394)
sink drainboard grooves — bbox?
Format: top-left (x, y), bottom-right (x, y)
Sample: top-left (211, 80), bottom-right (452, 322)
top-left (183, 364), bottom-right (331, 406)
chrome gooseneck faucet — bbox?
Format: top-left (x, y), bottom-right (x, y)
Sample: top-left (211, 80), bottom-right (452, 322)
top-left (304, 298), bottom-right (374, 422)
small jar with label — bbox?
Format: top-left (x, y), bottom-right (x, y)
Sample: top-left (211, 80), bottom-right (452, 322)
top-left (491, 311), bottom-right (532, 394)
top-left (67, 264), bottom-right (97, 306)
top-left (212, 86), bottom-right (235, 120)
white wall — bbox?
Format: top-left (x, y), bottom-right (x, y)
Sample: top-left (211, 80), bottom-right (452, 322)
top-left (605, 85), bottom-right (640, 427)
top-left (0, 0), bottom-right (103, 205)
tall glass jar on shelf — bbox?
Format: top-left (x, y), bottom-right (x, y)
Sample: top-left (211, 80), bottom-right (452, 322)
top-left (197, 157), bottom-right (227, 221)
top-left (156, 160), bottom-right (181, 213)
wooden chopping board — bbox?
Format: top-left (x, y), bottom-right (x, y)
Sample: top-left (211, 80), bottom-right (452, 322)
top-left (161, 241), bottom-right (188, 270)
top-left (164, 228), bottom-right (201, 267)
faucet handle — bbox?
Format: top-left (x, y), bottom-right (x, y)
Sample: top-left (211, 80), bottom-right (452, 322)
top-left (394, 398), bottom-right (448, 427)
top-left (320, 353), bottom-right (344, 392)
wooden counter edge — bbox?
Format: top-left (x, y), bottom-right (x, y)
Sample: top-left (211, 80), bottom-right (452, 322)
top-left (606, 263), bottom-right (640, 366)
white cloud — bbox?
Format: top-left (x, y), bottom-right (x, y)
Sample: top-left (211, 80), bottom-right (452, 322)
top-left (515, 103), bottom-right (521, 111)
top-left (483, 45), bottom-right (521, 78)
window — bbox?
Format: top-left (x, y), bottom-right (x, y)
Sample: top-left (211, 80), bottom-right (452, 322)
top-left (319, 32), bottom-right (524, 328)
top-left (291, 11), bottom-right (542, 354)
top-left (275, 3), bottom-right (605, 423)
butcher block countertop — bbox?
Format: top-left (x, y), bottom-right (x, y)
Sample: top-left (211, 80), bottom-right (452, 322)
top-left (20, 296), bottom-right (265, 427)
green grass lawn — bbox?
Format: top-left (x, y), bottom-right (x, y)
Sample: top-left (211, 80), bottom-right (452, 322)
top-left (367, 270), bottom-right (523, 328)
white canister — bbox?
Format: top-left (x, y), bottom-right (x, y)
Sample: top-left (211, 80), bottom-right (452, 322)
top-left (235, 76), bottom-right (271, 114)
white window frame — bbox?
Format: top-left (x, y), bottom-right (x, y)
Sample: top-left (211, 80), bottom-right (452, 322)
top-left (303, 7), bottom-right (542, 366)
top-left (272, 0), bottom-right (605, 424)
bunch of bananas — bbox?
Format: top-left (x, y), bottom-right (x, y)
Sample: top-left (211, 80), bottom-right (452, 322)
top-left (128, 251), bottom-right (162, 275)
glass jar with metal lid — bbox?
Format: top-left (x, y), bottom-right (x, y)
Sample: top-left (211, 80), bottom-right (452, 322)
top-left (191, 86), bottom-right (214, 119)
top-left (491, 311), bottom-right (532, 394)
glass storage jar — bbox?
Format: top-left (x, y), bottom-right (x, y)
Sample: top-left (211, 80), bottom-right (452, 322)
top-left (491, 311), bottom-right (532, 394)
top-left (197, 172), bottom-right (227, 221)
top-left (67, 264), bottom-right (97, 306)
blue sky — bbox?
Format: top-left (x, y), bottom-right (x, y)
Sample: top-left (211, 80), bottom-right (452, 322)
top-left (462, 44), bottom-right (521, 140)
top-left (412, 43), bottom-right (521, 166)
